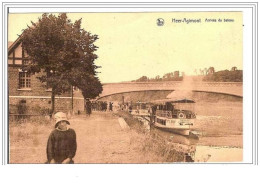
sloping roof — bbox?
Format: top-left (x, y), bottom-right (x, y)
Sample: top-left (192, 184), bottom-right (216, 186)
top-left (8, 41), bottom-right (13, 48)
top-left (8, 35), bottom-right (22, 55)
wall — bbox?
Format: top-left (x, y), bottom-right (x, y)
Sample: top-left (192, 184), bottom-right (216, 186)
top-left (8, 65), bottom-right (84, 114)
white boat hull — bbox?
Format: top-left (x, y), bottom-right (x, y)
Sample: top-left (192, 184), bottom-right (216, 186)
top-left (153, 116), bottom-right (194, 136)
top-left (154, 122), bottom-right (190, 136)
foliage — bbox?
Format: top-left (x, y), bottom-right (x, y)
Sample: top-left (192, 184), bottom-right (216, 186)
top-left (79, 76), bottom-right (103, 99)
top-left (135, 76), bottom-right (149, 82)
top-left (133, 74), bottom-right (183, 82)
top-left (21, 13), bottom-right (103, 112)
top-left (203, 70), bottom-right (243, 82)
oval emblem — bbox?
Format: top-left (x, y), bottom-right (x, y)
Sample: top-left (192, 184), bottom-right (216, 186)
top-left (157, 18), bottom-right (164, 26)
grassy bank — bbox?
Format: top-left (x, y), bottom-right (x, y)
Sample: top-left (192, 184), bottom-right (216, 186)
top-left (117, 111), bottom-right (191, 162)
top-left (9, 113), bottom-right (188, 163)
top-left (9, 116), bottom-right (53, 163)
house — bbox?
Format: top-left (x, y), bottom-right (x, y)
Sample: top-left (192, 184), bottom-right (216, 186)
top-left (8, 37), bottom-right (85, 115)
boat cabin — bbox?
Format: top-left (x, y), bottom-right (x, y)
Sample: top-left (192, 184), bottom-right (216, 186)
top-left (152, 99), bottom-right (196, 119)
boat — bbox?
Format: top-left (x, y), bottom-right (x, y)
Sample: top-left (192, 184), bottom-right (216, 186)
top-left (150, 98), bottom-right (196, 136)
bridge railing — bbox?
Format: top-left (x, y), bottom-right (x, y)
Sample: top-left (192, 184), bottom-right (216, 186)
top-left (103, 81), bottom-right (242, 87)
top-left (99, 82), bottom-right (243, 98)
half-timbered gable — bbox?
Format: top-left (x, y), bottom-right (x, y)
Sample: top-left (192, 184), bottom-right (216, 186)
top-left (8, 37), bottom-right (84, 115)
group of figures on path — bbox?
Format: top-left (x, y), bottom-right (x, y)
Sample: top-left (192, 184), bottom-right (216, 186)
top-left (85, 99), bottom-right (140, 116)
top-left (87, 100), bottom-right (114, 113)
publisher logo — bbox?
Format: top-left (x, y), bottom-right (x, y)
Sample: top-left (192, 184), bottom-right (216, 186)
top-left (157, 18), bottom-right (164, 26)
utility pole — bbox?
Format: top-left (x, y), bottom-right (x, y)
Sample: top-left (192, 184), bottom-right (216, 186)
top-left (71, 86), bottom-right (74, 114)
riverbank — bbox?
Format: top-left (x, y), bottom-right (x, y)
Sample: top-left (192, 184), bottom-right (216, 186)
top-left (118, 110), bottom-right (243, 162)
top-left (9, 112), bottom-right (186, 163)
top-left (9, 98), bottom-right (243, 163)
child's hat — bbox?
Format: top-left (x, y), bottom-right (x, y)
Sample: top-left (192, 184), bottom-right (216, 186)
top-left (54, 112), bottom-right (70, 127)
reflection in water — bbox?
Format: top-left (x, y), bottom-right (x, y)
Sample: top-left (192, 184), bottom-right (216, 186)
top-left (136, 116), bottom-right (242, 162)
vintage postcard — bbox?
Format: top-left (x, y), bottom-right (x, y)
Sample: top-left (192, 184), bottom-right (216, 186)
top-left (8, 11), bottom-right (244, 164)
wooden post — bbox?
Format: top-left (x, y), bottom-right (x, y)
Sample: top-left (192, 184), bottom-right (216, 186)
top-left (71, 86), bottom-right (74, 114)
top-left (51, 86), bottom-right (56, 116)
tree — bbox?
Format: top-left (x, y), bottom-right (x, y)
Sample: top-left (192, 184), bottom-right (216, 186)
top-left (208, 67), bottom-right (215, 74)
top-left (204, 68), bottom-right (208, 75)
top-left (21, 13), bottom-right (102, 114)
top-left (136, 76), bottom-right (149, 82)
top-left (163, 72), bottom-right (174, 81)
top-left (79, 77), bottom-right (103, 99)
top-left (203, 69), bottom-right (243, 82)
top-left (155, 75), bottom-right (161, 81)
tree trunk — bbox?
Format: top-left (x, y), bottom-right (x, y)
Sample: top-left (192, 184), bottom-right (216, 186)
top-left (71, 86), bottom-right (73, 112)
top-left (51, 90), bottom-right (55, 116)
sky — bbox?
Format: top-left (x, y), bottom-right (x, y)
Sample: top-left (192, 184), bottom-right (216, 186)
top-left (8, 12), bottom-right (243, 83)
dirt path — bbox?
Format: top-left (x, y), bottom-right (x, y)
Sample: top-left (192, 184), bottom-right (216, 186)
top-left (9, 105), bottom-right (243, 163)
top-left (72, 112), bottom-right (143, 163)
top-left (10, 112), bottom-right (153, 164)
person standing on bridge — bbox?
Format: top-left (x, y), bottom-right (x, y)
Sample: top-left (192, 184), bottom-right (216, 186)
top-left (46, 112), bottom-right (77, 164)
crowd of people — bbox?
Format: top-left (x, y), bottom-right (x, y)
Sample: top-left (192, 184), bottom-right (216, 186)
top-left (91, 101), bottom-right (111, 112)
top-left (85, 100), bottom-right (135, 114)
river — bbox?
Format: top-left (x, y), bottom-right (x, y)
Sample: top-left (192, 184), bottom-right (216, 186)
top-left (135, 115), bottom-right (243, 162)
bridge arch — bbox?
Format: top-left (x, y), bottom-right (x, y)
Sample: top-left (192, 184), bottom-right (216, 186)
top-left (97, 82), bottom-right (243, 100)
top-left (97, 90), bottom-right (242, 102)
top-left (97, 90), bottom-right (173, 100)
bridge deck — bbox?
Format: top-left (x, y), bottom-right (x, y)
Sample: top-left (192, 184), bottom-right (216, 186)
top-left (99, 82), bottom-right (243, 98)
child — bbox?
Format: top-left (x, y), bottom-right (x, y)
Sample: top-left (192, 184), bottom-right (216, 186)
top-left (46, 112), bottom-right (77, 164)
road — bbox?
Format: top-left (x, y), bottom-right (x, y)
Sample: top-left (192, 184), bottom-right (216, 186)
top-left (72, 112), bottom-right (145, 163)
top-left (10, 112), bottom-right (157, 164)
top-left (9, 103), bottom-right (243, 163)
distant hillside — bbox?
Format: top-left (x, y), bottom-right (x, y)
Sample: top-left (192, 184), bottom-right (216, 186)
top-left (203, 70), bottom-right (243, 82)
top-left (133, 74), bottom-right (183, 82)
top-left (132, 69), bottom-right (242, 82)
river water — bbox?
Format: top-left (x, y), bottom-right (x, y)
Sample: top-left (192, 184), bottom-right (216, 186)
top-left (135, 116), bottom-right (243, 163)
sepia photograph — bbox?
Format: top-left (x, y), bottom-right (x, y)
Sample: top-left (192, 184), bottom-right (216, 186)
top-left (7, 11), bottom-right (244, 164)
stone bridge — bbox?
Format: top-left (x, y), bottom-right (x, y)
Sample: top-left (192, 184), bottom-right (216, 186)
top-left (98, 81), bottom-right (243, 99)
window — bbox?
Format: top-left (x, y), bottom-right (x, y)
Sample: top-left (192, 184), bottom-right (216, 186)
top-left (19, 71), bottom-right (31, 88)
